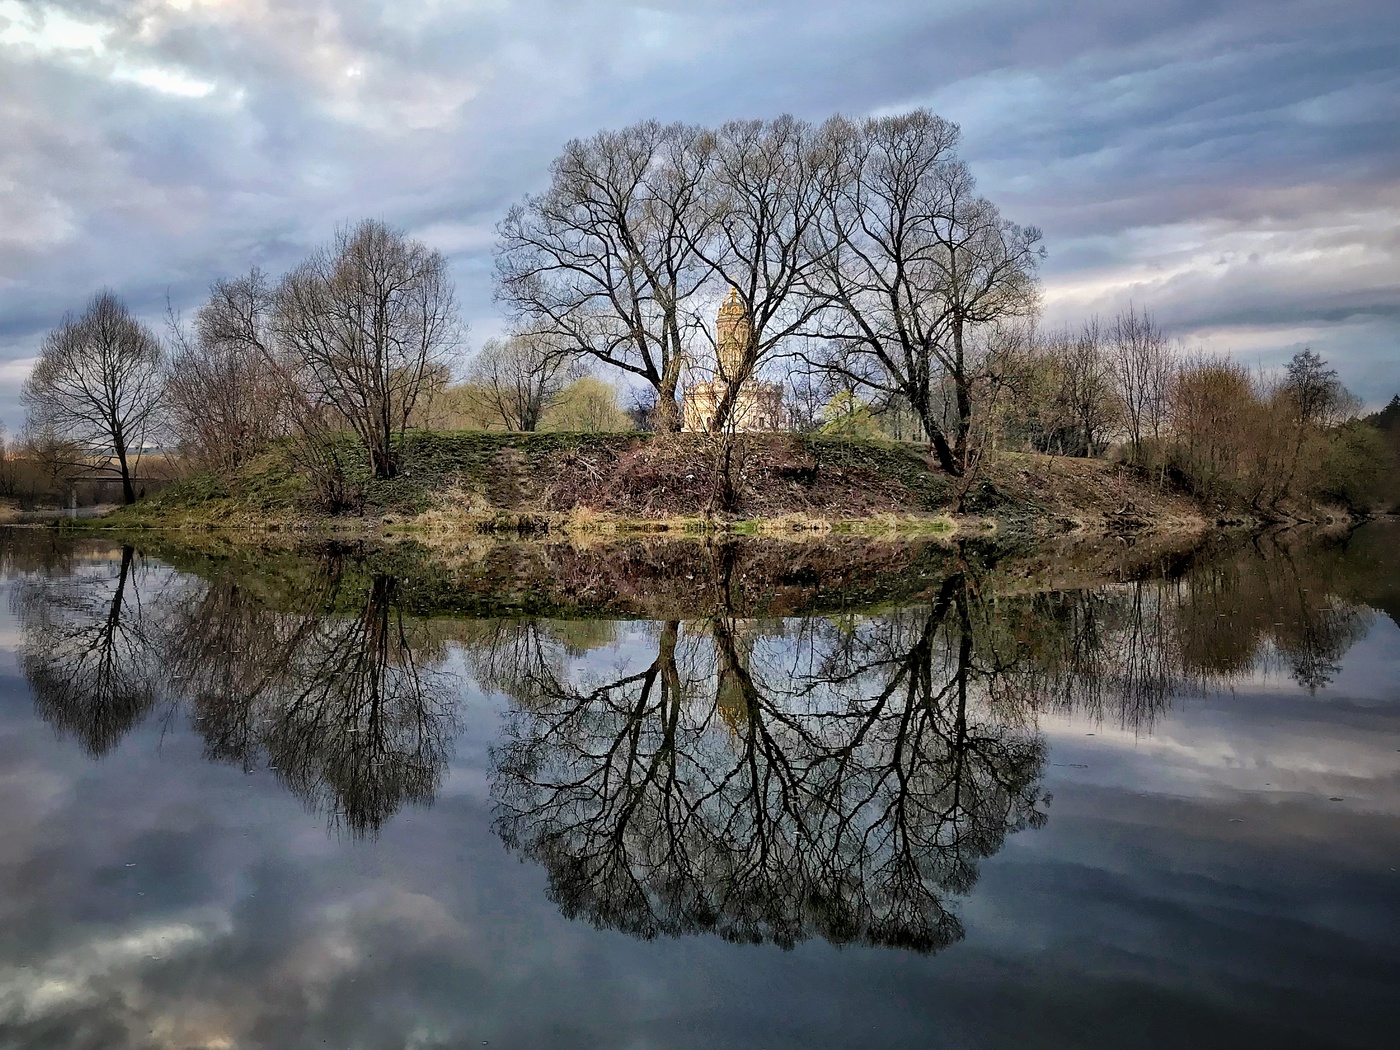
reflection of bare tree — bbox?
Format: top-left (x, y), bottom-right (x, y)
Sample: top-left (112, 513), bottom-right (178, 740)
top-left (981, 542), bottom-right (1376, 728)
top-left (14, 546), bottom-right (458, 834)
top-left (486, 542), bottom-right (1383, 951)
top-left (10, 527), bottom-right (1381, 860)
top-left (1164, 542), bottom-right (1373, 695)
top-left (165, 568), bottom-right (459, 837)
top-left (491, 578), bottom-right (1048, 954)
top-left (988, 583), bottom-right (1184, 731)
top-left (18, 547), bottom-right (160, 756)
top-left (1263, 549), bottom-right (1373, 692)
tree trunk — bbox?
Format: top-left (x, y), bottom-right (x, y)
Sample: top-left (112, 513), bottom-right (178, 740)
top-left (706, 376), bottom-right (741, 435)
top-left (653, 352), bottom-right (684, 433)
top-left (371, 441), bottom-right (396, 480)
top-left (113, 434), bottom-right (136, 504)
top-left (911, 398), bottom-right (962, 477)
top-left (705, 333), bottom-right (757, 435)
top-left (928, 430), bottom-right (961, 476)
top-left (652, 389), bottom-right (682, 433)
top-left (377, 398), bottom-right (398, 479)
top-left (951, 318), bottom-right (972, 472)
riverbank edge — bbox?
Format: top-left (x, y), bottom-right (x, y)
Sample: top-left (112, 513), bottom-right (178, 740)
top-left (33, 434), bottom-right (1367, 545)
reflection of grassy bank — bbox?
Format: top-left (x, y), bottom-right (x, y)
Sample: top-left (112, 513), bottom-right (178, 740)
top-left (57, 518), bottom-right (1386, 627)
top-left (129, 533), bottom-right (973, 620)
top-left (106, 525), bottom-right (1255, 621)
top-left (79, 431), bottom-right (1249, 540)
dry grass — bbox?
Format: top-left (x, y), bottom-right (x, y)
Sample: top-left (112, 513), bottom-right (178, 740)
top-left (88, 433), bottom-right (1255, 542)
top-left (535, 434), bottom-right (945, 519)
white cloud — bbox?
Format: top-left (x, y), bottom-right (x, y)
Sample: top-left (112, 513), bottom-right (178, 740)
top-left (0, 917), bottom-right (223, 1023)
top-left (0, 1), bottom-right (216, 98)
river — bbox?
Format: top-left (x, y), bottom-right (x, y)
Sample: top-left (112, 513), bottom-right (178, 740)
top-left (0, 524), bottom-right (1396, 1048)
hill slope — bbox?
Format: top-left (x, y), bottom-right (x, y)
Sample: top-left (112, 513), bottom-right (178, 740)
top-left (99, 431), bottom-right (1257, 539)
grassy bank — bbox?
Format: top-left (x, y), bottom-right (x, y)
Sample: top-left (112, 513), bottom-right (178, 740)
top-left (78, 430), bottom-right (1336, 540)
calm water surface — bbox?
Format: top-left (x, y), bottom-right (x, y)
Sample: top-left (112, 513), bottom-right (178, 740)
top-left (1, 527), bottom-right (1397, 1049)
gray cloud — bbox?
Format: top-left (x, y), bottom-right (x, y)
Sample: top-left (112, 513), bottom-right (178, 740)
top-left (0, 0), bottom-right (1397, 430)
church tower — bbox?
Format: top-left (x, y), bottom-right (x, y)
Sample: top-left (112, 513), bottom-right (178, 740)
top-left (680, 287), bottom-right (783, 432)
top-left (715, 287), bottom-right (750, 380)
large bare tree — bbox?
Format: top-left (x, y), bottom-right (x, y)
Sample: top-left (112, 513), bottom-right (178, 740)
top-left (22, 290), bottom-right (163, 504)
top-left (684, 115), bottom-right (837, 433)
top-left (808, 111), bottom-right (1042, 475)
top-left (274, 220), bottom-right (459, 479)
top-left (495, 122), bottom-right (711, 432)
top-left (166, 268), bottom-right (288, 473)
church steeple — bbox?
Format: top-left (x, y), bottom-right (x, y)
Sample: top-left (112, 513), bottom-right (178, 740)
top-left (716, 288), bottom-right (750, 381)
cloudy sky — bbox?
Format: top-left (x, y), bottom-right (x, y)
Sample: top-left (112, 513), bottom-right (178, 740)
top-left (1, 0), bottom-right (1397, 430)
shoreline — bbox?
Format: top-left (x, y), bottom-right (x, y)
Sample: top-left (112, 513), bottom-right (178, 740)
top-left (12, 433), bottom-right (1368, 547)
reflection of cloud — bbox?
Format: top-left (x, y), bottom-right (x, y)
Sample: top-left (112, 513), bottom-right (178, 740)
top-left (1039, 683), bottom-right (1400, 812)
top-left (0, 917), bottom-right (221, 1022)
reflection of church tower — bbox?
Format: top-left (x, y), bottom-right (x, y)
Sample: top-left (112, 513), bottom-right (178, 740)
top-left (682, 290), bottom-right (785, 432)
top-left (713, 618), bottom-right (754, 739)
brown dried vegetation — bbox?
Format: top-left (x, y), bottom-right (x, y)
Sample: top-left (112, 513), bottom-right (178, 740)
top-left (535, 434), bottom-right (948, 519)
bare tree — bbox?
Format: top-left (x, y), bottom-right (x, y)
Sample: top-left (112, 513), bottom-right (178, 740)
top-left (22, 290), bottom-right (163, 504)
top-left (467, 332), bottom-right (574, 431)
top-left (165, 268), bottom-right (288, 473)
top-left (684, 115), bottom-right (837, 433)
top-left (1108, 304), bottom-right (1171, 467)
top-left (274, 220), bottom-right (459, 479)
top-left (808, 111), bottom-right (1042, 475)
top-left (1042, 319), bottom-right (1117, 457)
top-left (496, 122), bottom-right (711, 432)
top-left (931, 193), bottom-right (1043, 472)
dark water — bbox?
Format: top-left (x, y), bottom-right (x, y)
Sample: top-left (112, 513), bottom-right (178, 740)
top-left (1, 526), bottom-right (1397, 1049)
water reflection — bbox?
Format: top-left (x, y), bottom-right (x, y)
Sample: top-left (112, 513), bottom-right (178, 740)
top-left (491, 578), bottom-right (1047, 952)
top-left (17, 549), bottom-right (458, 836)
top-left (19, 546), bottom-right (159, 757)
top-left (9, 529), bottom-right (1392, 953)
top-left (166, 567), bottom-right (458, 837)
